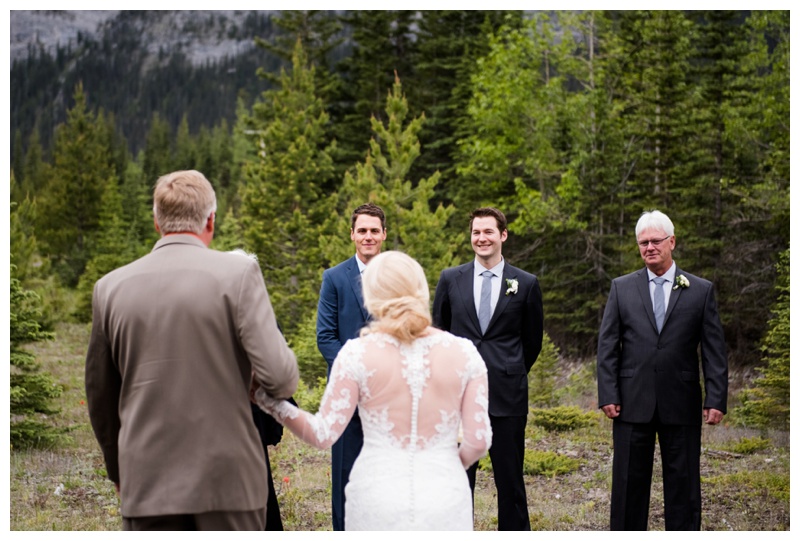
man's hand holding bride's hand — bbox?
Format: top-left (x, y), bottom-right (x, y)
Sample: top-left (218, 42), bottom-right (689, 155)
top-left (249, 371), bottom-right (259, 403)
top-left (253, 386), bottom-right (281, 415)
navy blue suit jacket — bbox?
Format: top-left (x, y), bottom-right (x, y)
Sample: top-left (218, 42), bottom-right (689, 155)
top-left (316, 255), bottom-right (369, 368)
top-left (432, 261), bottom-right (544, 417)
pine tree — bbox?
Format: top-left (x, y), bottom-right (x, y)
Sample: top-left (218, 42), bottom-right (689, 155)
top-left (734, 249), bottom-right (789, 430)
top-left (11, 130), bottom-right (25, 201)
top-left (22, 124), bottom-right (49, 200)
top-left (322, 75), bottom-right (458, 291)
top-left (413, 11), bottom-right (522, 193)
top-left (239, 39), bottom-right (336, 336)
top-left (36, 83), bottom-right (116, 286)
top-left (255, 10), bottom-right (344, 102)
top-left (119, 159), bottom-right (159, 253)
top-left (74, 175), bottom-right (140, 322)
top-left (10, 194), bottom-right (49, 284)
top-left (141, 112), bottom-right (172, 183)
top-left (334, 11), bottom-right (418, 173)
top-left (455, 14), bottom-right (568, 213)
top-left (174, 114), bottom-right (196, 170)
top-left (10, 265), bottom-right (63, 449)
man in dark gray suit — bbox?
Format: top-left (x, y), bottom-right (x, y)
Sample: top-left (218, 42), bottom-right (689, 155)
top-left (597, 209), bottom-right (728, 531)
top-left (432, 207), bottom-right (543, 531)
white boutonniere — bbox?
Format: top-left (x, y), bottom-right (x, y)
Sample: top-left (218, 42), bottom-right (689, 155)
top-left (505, 278), bottom-right (519, 296)
top-left (673, 274), bottom-right (690, 290)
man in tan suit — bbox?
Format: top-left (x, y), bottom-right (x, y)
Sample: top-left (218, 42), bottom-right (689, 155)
top-left (85, 170), bottom-right (298, 530)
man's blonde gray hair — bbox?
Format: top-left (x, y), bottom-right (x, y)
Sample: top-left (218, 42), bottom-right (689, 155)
top-left (153, 170), bottom-right (217, 235)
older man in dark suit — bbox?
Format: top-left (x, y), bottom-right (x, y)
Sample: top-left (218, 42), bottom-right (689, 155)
top-left (432, 207), bottom-right (543, 531)
top-left (597, 209), bottom-right (728, 531)
top-left (85, 170), bottom-right (298, 530)
top-left (316, 202), bottom-right (386, 531)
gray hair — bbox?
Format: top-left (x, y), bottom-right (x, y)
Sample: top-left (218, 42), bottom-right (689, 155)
top-left (635, 210), bottom-right (675, 238)
top-left (153, 170), bottom-right (217, 235)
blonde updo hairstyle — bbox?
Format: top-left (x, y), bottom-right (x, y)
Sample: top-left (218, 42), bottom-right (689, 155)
top-left (360, 251), bottom-right (432, 343)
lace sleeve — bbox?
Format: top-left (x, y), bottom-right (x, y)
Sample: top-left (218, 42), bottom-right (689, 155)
top-left (457, 340), bottom-right (492, 469)
top-left (254, 340), bottom-right (362, 450)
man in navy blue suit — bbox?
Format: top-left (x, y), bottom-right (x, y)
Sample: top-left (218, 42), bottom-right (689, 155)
top-left (432, 207), bottom-right (543, 531)
top-left (316, 203), bottom-right (386, 531)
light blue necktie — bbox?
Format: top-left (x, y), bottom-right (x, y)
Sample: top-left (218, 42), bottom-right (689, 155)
top-left (653, 276), bottom-right (666, 333)
top-left (479, 270), bottom-right (493, 334)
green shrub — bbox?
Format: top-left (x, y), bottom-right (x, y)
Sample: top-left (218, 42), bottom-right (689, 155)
top-left (523, 449), bottom-right (581, 477)
top-left (729, 436), bottom-right (770, 455)
top-left (530, 405), bottom-right (598, 432)
top-left (528, 332), bottom-right (560, 407)
top-left (477, 454), bottom-right (493, 472)
top-left (10, 267), bottom-right (64, 448)
top-left (478, 448), bottom-right (582, 477)
top-left (292, 376), bottom-right (327, 413)
top-left (705, 470), bottom-right (789, 502)
top-left (287, 311), bottom-right (329, 385)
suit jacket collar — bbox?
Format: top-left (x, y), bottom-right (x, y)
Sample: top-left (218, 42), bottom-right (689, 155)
top-left (489, 265), bottom-right (519, 332)
top-left (457, 261), bottom-right (520, 335)
top-left (637, 265), bottom-right (684, 334)
top-left (152, 234), bottom-right (207, 252)
top-left (347, 255), bottom-right (369, 321)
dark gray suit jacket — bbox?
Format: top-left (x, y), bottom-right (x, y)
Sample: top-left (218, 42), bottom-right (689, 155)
top-left (597, 266), bottom-right (728, 425)
top-left (432, 261), bottom-right (543, 417)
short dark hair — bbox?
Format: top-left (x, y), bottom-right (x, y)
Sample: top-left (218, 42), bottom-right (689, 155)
top-left (469, 207), bottom-right (507, 232)
top-left (351, 203), bottom-right (386, 230)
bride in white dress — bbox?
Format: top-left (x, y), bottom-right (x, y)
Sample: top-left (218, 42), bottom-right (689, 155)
top-left (255, 250), bottom-right (491, 530)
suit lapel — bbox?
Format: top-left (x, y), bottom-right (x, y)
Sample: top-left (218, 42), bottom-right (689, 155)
top-left (347, 256), bottom-right (369, 321)
top-left (455, 263), bottom-right (481, 334)
top-left (489, 267), bottom-right (515, 331)
top-left (636, 269), bottom-right (659, 334)
top-left (663, 266), bottom-right (683, 330)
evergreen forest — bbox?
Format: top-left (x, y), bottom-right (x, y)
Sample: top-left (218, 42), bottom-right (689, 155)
top-left (9, 10), bottom-right (790, 440)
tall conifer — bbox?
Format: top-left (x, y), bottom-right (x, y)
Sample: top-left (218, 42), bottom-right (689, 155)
top-left (240, 39), bottom-right (336, 336)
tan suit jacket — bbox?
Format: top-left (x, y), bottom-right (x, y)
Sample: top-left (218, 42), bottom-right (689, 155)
top-left (85, 235), bottom-right (298, 518)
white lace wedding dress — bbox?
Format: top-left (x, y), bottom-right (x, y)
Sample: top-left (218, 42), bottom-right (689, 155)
top-left (255, 329), bottom-right (491, 530)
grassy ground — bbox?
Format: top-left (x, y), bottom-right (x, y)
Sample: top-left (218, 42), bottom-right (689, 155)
top-left (9, 322), bottom-right (790, 531)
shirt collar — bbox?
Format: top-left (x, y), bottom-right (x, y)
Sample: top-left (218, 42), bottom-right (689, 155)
top-left (475, 257), bottom-right (504, 278)
top-left (647, 261), bottom-right (677, 283)
top-left (355, 254), bottom-right (367, 274)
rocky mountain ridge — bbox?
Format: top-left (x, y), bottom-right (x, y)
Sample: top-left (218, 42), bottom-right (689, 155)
top-left (10, 10), bottom-right (272, 66)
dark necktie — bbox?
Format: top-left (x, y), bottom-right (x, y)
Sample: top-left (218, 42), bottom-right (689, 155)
top-left (653, 276), bottom-right (666, 333)
top-left (479, 270), bottom-right (493, 334)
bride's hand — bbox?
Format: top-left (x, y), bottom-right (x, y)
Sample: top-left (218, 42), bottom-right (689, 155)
top-left (253, 386), bottom-right (280, 413)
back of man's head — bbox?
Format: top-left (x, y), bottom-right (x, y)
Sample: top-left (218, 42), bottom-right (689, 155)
top-left (153, 170), bottom-right (217, 235)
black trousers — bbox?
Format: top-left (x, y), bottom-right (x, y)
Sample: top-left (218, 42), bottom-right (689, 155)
top-left (611, 417), bottom-right (702, 530)
top-left (467, 414), bottom-right (530, 531)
